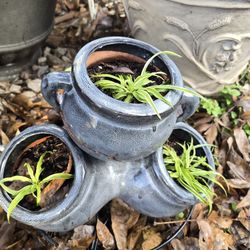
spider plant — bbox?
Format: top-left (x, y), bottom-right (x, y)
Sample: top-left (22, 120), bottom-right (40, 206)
top-left (91, 51), bottom-right (204, 119)
top-left (0, 152), bottom-right (73, 222)
top-left (163, 139), bottom-right (226, 212)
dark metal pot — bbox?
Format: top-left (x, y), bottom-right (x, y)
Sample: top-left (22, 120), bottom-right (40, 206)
top-left (42, 36), bottom-right (199, 161)
top-left (0, 123), bottom-right (214, 232)
top-left (0, 0), bottom-right (56, 80)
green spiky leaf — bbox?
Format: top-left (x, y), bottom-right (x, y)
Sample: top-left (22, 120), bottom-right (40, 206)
top-left (40, 173), bottom-right (73, 186)
top-left (163, 138), bottom-right (227, 212)
top-left (0, 151), bottom-right (74, 222)
top-left (7, 185), bottom-right (35, 222)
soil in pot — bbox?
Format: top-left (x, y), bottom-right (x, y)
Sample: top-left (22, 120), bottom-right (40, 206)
top-left (3, 136), bottom-right (74, 211)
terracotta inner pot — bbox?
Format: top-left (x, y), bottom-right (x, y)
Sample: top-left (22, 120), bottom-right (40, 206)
top-left (86, 50), bottom-right (146, 67)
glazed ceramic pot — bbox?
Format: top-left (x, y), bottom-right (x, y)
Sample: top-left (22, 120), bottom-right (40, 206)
top-left (42, 36), bottom-right (199, 161)
top-left (0, 123), bottom-right (214, 232)
top-left (124, 0), bottom-right (250, 95)
top-left (0, 0), bottom-right (56, 80)
top-left (0, 124), bottom-right (85, 232)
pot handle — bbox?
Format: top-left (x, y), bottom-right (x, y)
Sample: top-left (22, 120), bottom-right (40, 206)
top-left (41, 72), bottom-right (73, 112)
top-left (177, 88), bottom-right (200, 122)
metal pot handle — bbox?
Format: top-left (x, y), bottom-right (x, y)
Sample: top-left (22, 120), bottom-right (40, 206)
top-left (41, 72), bottom-right (73, 112)
top-left (177, 87), bottom-right (200, 122)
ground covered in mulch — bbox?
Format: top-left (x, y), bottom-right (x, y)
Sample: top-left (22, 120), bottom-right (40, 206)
top-left (0, 0), bottom-right (250, 249)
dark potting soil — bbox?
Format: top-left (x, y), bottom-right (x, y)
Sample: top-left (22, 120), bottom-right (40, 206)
top-left (6, 136), bottom-right (73, 211)
top-left (88, 60), bottom-right (170, 102)
top-left (165, 140), bottom-right (182, 156)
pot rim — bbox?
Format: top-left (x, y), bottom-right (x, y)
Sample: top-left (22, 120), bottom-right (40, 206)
top-left (0, 124), bottom-right (85, 224)
top-left (73, 36), bottom-right (183, 117)
top-left (153, 122), bottom-right (215, 204)
top-left (168, 0), bottom-right (250, 9)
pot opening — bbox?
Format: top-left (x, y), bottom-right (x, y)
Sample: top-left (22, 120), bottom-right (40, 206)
top-left (162, 127), bottom-right (218, 209)
top-left (86, 44), bottom-right (175, 118)
top-left (167, 129), bottom-right (205, 158)
top-left (2, 133), bottom-right (74, 213)
top-left (74, 37), bottom-right (183, 118)
top-left (164, 128), bottom-right (212, 184)
top-left (87, 44), bottom-right (171, 75)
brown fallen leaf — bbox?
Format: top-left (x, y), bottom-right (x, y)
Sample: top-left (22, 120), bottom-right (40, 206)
top-left (0, 221), bottom-right (16, 248)
top-left (204, 123), bottom-right (218, 145)
top-left (228, 145), bottom-right (248, 165)
top-left (26, 136), bottom-right (51, 150)
top-left (227, 161), bottom-right (248, 181)
top-left (237, 96), bottom-right (250, 112)
top-left (227, 178), bottom-right (250, 189)
top-left (127, 216), bottom-right (147, 250)
top-left (55, 11), bottom-right (78, 24)
top-left (238, 208), bottom-right (250, 231)
top-left (50, 241), bottom-right (68, 250)
top-left (183, 237), bottom-right (200, 249)
top-left (227, 136), bottom-right (234, 151)
top-left (197, 219), bottom-right (214, 250)
top-left (141, 228), bottom-right (162, 250)
top-left (0, 129), bottom-right (10, 145)
top-left (226, 147), bottom-right (250, 181)
top-left (12, 93), bottom-right (35, 109)
top-left (241, 111), bottom-right (250, 121)
top-left (218, 139), bottom-right (228, 167)
top-left (96, 219), bottom-right (115, 249)
top-left (208, 211), bottom-right (233, 229)
top-left (170, 238), bottom-right (185, 250)
top-left (40, 154), bottom-right (73, 207)
top-left (234, 127), bottom-right (250, 162)
top-left (2, 99), bottom-right (18, 114)
top-left (238, 237), bottom-right (250, 249)
top-left (111, 199), bottom-right (140, 250)
top-left (231, 221), bottom-right (250, 249)
top-left (7, 121), bottom-right (26, 137)
top-left (212, 225), bottom-right (234, 250)
top-left (68, 224), bottom-right (95, 250)
top-left (195, 122), bottom-right (212, 134)
top-left (190, 203), bottom-right (205, 232)
top-left (63, 0), bottom-right (80, 10)
top-left (193, 115), bottom-right (213, 127)
top-left (237, 189), bottom-right (250, 209)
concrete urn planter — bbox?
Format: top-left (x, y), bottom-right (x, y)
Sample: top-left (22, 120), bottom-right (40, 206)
top-left (124, 0), bottom-right (250, 95)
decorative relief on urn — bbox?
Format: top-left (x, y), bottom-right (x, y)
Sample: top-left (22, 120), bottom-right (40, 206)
top-left (124, 0), bottom-right (250, 95)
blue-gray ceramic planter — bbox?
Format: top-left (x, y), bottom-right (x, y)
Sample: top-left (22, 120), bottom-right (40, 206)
top-left (0, 124), bottom-right (85, 231)
top-left (42, 36), bottom-right (199, 161)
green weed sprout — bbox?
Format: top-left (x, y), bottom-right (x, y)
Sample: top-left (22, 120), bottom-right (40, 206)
top-left (91, 51), bottom-right (203, 119)
top-left (200, 83), bottom-right (242, 118)
top-left (163, 139), bottom-right (226, 212)
top-left (0, 152), bottom-right (73, 222)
